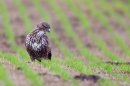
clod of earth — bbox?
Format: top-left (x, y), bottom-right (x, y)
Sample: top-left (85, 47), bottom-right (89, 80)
top-left (74, 73), bottom-right (100, 83)
top-left (17, 67), bottom-right (22, 70)
top-left (38, 73), bottom-right (47, 75)
top-left (105, 61), bottom-right (130, 65)
top-left (39, 73), bottom-right (60, 78)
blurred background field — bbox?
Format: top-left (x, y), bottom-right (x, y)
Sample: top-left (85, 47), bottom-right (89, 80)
top-left (0, 0), bottom-right (130, 86)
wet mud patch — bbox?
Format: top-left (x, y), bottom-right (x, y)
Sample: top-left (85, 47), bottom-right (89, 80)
top-left (74, 73), bottom-right (100, 83)
top-left (17, 67), bottom-right (22, 70)
top-left (105, 61), bottom-right (130, 65)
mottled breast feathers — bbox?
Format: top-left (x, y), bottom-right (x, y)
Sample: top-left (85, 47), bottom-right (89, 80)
top-left (25, 29), bottom-right (51, 62)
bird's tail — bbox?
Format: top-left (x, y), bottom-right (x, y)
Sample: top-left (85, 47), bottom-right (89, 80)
top-left (48, 51), bottom-right (51, 60)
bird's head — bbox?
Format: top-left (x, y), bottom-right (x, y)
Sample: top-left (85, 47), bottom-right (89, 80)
top-left (36, 22), bottom-right (50, 33)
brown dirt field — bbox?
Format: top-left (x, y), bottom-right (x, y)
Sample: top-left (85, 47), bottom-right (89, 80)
top-left (0, 82), bottom-right (3, 86)
top-left (0, 1), bottom-right (32, 86)
top-left (2, 0), bottom-right (72, 86)
top-left (21, 0), bottom-right (66, 60)
top-left (55, 0), bottom-right (109, 62)
top-left (0, 28), bottom-right (13, 53)
top-left (92, 0), bottom-right (130, 48)
top-left (27, 61), bottom-right (71, 86)
top-left (41, 1), bottom-right (89, 63)
top-left (1, 0), bottom-right (130, 86)
top-left (0, 59), bottom-right (32, 86)
top-left (0, 0), bottom-right (101, 85)
top-left (41, 0), bottom-right (130, 85)
top-left (0, 15), bottom-right (13, 53)
top-left (75, 0), bottom-right (130, 61)
top-left (28, 0), bottom-right (69, 61)
top-left (88, 15), bottom-right (130, 61)
top-left (22, 0), bottom-right (99, 85)
top-left (108, 16), bottom-right (130, 46)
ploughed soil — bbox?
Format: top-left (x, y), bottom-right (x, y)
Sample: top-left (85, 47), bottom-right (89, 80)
top-left (0, 0), bottom-right (130, 86)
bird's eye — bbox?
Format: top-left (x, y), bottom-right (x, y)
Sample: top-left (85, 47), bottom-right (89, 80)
top-left (42, 24), bottom-right (48, 28)
top-left (42, 23), bottom-right (50, 29)
top-left (44, 25), bottom-right (48, 28)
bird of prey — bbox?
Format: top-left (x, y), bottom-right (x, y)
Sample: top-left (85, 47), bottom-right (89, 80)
top-left (25, 22), bottom-right (51, 62)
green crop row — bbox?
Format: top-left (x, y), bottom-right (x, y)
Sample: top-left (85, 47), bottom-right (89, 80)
top-left (0, 1), bottom-right (44, 86)
top-left (13, 0), bottom-right (32, 33)
top-left (31, 0), bottom-right (117, 85)
top-left (0, 0), bottom-right (31, 60)
top-left (98, 0), bottom-right (130, 55)
top-left (81, 0), bottom-right (130, 70)
top-left (32, 0), bottom-right (93, 77)
top-left (82, 0), bottom-right (130, 58)
top-left (110, 0), bottom-right (130, 18)
top-left (42, 1), bottom-right (120, 85)
top-left (13, 0), bottom-right (75, 82)
top-left (0, 2), bottom-right (73, 85)
top-left (1, 0), bottom-right (73, 84)
top-left (0, 61), bottom-right (14, 86)
top-left (13, 2), bottom-right (93, 84)
top-left (64, 0), bottom-right (124, 62)
top-left (47, 2), bottom-right (130, 84)
top-left (46, 0), bottom-right (101, 63)
top-left (97, 63), bottom-right (130, 83)
top-left (32, 0), bottom-right (89, 68)
top-left (110, 0), bottom-right (130, 36)
top-left (0, 0), bottom-right (30, 60)
top-left (62, 0), bottom-right (129, 84)
top-left (0, 52), bottom-right (44, 86)
top-left (0, 0), bottom-right (69, 84)
top-left (0, 0), bottom-right (127, 85)
top-left (78, 0), bottom-right (130, 83)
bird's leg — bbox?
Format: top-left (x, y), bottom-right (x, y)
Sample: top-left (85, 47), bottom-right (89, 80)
top-left (30, 56), bottom-right (35, 67)
top-left (30, 56), bottom-right (35, 62)
top-left (37, 58), bottom-right (42, 62)
top-left (47, 52), bottom-right (51, 61)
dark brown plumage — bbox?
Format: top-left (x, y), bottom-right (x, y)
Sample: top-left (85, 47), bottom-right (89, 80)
top-left (25, 22), bottom-right (51, 62)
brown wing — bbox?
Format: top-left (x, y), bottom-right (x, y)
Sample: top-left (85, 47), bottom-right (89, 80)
top-left (25, 29), bottom-right (51, 60)
top-left (41, 35), bottom-right (51, 60)
top-left (25, 34), bottom-right (36, 59)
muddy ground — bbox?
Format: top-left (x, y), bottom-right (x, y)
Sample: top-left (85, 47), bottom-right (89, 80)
top-left (0, 0), bottom-right (130, 86)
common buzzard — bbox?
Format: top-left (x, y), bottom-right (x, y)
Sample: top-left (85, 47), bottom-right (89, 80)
top-left (25, 22), bottom-right (51, 62)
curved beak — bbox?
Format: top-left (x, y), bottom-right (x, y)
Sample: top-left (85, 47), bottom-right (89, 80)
top-left (47, 29), bottom-right (50, 33)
